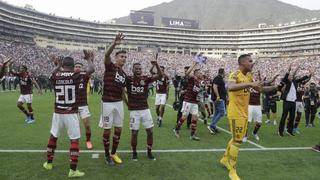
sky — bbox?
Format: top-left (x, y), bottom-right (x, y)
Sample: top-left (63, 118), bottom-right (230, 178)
top-left (3, 0), bottom-right (320, 22)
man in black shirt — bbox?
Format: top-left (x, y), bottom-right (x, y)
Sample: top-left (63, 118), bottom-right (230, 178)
top-left (208, 68), bottom-right (227, 134)
top-left (304, 82), bottom-right (319, 127)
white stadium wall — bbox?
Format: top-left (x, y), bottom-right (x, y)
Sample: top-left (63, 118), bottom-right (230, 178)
top-left (1, 1), bottom-right (320, 58)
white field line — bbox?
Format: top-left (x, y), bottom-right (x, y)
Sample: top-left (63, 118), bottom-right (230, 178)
top-left (0, 147), bottom-right (312, 153)
top-left (165, 104), bottom-right (266, 149)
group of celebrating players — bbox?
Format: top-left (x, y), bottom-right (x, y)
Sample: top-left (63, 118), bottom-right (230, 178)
top-left (1, 32), bottom-right (319, 180)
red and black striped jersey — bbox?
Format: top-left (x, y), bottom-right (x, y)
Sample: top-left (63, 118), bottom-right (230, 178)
top-left (102, 62), bottom-right (127, 102)
top-left (156, 75), bottom-right (169, 94)
top-left (77, 73), bottom-right (90, 106)
top-left (184, 77), bottom-right (201, 104)
top-left (18, 72), bottom-right (33, 95)
top-left (296, 86), bottom-right (304, 102)
top-left (249, 88), bottom-right (261, 105)
top-left (126, 75), bottom-right (157, 110)
top-left (50, 70), bottom-right (85, 114)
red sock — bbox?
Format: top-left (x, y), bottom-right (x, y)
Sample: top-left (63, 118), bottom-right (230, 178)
top-left (111, 129), bottom-right (121, 155)
top-left (86, 133), bottom-right (91, 142)
top-left (146, 129), bottom-right (153, 153)
top-left (47, 136), bottom-right (57, 163)
top-left (70, 140), bottom-right (79, 171)
top-left (191, 118), bottom-right (198, 136)
top-left (175, 118), bottom-right (185, 130)
top-left (103, 129), bottom-right (110, 157)
top-left (131, 131), bottom-right (138, 154)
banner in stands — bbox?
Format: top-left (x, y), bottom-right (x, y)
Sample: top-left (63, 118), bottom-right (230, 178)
top-left (161, 17), bottom-right (199, 29)
top-left (130, 11), bottom-right (154, 26)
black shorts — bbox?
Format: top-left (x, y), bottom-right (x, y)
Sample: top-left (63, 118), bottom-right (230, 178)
top-left (266, 101), bottom-right (277, 113)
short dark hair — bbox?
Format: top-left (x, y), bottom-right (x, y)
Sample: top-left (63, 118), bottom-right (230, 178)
top-left (160, 66), bottom-right (165, 69)
top-left (218, 68), bottom-right (224, 74)
top-left (115, 50), bottom-right (127, 56)
top-left (184, 66), bottom-right (190, 70)
top-left (75, 62), bottom-right (83, 66)
top-left (133, 62), bottom-right (141, 67)
top-left (238, 54), bottom-right (251, 64)
top-left (62, 56), bottom-right (74, 68)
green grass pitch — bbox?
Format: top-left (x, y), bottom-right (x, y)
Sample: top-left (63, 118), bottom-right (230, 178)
top-left (0, 89), bottom-right (319, 180)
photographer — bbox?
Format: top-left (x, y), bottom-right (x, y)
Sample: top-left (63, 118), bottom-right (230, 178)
top-left (303, 82), bottom-right (319, 127)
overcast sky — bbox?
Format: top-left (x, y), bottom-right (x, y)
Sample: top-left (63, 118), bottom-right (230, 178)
top-left (4, 0), bottom-right (320, 22)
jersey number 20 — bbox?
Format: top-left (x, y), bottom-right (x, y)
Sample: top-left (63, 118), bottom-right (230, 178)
top-left (55, 85), bottom-right (76, 104)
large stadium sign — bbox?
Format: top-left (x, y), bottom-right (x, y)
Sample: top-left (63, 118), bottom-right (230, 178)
top-left (130, 11), bottom-right (155, 26)
top-left (161, 17), bottom-right (199, 29)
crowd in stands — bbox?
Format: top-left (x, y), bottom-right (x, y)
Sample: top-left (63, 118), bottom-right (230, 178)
top-left (1, 40), bottom-right (320, 92)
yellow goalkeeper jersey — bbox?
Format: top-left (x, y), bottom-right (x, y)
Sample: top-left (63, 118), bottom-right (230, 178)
top-left (227, 70), bottom-right (253, 119)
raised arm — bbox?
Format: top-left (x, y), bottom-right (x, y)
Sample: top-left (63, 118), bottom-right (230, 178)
top-left (83, 50), bottom-right (95, 75)
top-left (185, 61), bottom-right (197, 78)
top-left (49, 55), bottom-right (63, 75)
top-left (105, 33), bottom-right (125, 65)
top-left (151, 55), bottom-right (162, 80)
top-left (296, 68), bottom-right (314, 83)
top-left (31, 78), bottom-right (42, 94)
top-left (264, 74), bottom-right (280, 85)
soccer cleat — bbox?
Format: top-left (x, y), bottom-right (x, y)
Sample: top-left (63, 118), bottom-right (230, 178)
top-left (132, 152), bottom-right (138, 161)
top-left (273, 120), bottom-right (277, 126)
top-left (286, 131), bottom-right (295, 136)
top-left (278, 131), bottom-right (284, 137)
top-left (173, 128), bottom-right (180, 138)
top-left (311, 145), bottom-right (320, 153)
top-left (105, 156), bottom-right (115, 166)
top-left (26, 119), bottom-right (35, 124)
top-left (207, 126), bottom-right (216, 134)
top-left (147, 152), bottom-right (156, 161)
top-left (43, 162), bottom-right (53, 170)
top-left (110, 153), bottom-right (122, 164)
top-left (190, 135), bottom-right (200, 141)
top-left (253, 133), bottom-right (260, 141)
top-left (229, 169), bottom-right (241, 180)
top-left (265, 120), bottom-right (270, 124)
top-left (86, 141), bottom-right (93, 150)
top-left (293, 128), bottom-right (300, 134)
top-left (68, 169), bottom-right (85, 178)
top-left (220, 157), bottom-right (231, 170)
top-left (242, 136), bottom-right (248, 142)
top-left (311, 124), bottom-right (316, 127)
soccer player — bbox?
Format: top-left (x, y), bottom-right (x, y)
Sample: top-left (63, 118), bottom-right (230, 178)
top-left (0, 56), bottom-right (13, 79)
top-left (245, 72), bottom-right (278, 142)
top-left (220, 54), bottom-right (262, 180)
top-left (155, 65), bottom-right (169, 127)
top-left (291, 78), bottom-right (310, 133)
top-left (43, 50), bottom-right (95, 178)
top-left (173, 61), bottom-right (202, 141)
top-left (74, 60), bottom-right (95, 149)
top-left (9, 62), bottom-right (42, 123)
top-left (99, 33), bottom-right (127, 166)
top-left (127, 58), bottom-right (162, 161)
